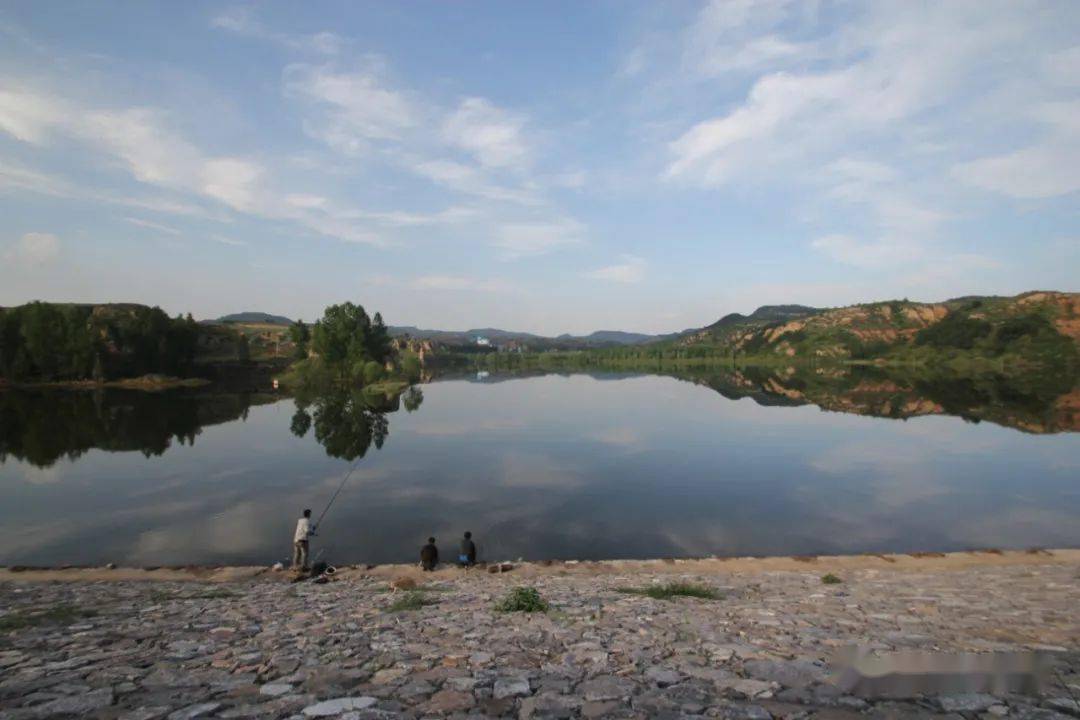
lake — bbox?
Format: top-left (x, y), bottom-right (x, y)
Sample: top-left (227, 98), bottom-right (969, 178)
top-left (1, 367), bottom-right (1078, 566)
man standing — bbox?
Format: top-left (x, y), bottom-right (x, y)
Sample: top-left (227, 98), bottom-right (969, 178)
top-left (293, 509), bottom-right (314, 570)
top-left (459, 531), bottom-right (477, 567)
top-left (420, 537), bottom-right (439, 571)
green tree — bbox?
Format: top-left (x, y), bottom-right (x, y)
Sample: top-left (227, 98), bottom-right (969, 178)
top-left (362, 360), bottom-right (384, 384)
top-left (289, 319), bottom-right (310, 359)
top-left (310, 302), bottom-right (393, 378)
top-left (400, 352), bottom-right (422, 382)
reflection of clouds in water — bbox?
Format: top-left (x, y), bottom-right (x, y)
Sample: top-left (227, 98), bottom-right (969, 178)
top-left (0, 497), bottom-right (205, 563)
top-left (944, 507), bottom-right (1080, 550)
top-left (498, 451), bottom-right (583, 489)
top-left (405, 417), bottom-right (528, 436)
top-left (3, 373), bottom-right (1079, 565)
top-left (20, 464), bottom-right (63, 485)
top-left (590, 426), bottom-right (644, 448)
top-left (128, 500), bottom-right (280, 565)
top-left (208, 466), bottom-right (257, 480)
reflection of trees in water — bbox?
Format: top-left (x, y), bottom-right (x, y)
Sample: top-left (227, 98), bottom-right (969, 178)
top-left (403, 386), bottom-right (423, 412)
top-left (672, 363), bottom-right (1079, 433)
top-left (290, 385), bottom-right (424, 460)
top-left (0, 390), bottom-right (272, 468)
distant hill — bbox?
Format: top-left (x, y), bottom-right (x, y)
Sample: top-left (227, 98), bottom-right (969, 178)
top-left (213, 312), bottom-right (293, 325)
top-left (705, 304), bottom-right (823, 332)
top-left (669, 291), bottom-right (1080, 367)
top-left (561, 330), bottom-right (659, 345)
top-left (389, 325), bottom-right (664, 349)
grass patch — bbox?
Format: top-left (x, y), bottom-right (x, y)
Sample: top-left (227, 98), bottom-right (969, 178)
top-left (0, 604), bottom-right (97, 631)
top-left (821, 573), bottom-right (843, 585)
top-left (387, 591), bottom-right (434, 613)
top-left (147, 588), bottom-right (236, 603)
top-left (617, 582), bottom-right (721, 601)
top-left (494, 587), bottom-right (549, 613)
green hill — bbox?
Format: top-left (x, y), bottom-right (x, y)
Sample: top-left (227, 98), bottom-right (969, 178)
top-left (213, 312), bottom-right (293, 325)
top-left (598, 291), bottom-right (1080, 371)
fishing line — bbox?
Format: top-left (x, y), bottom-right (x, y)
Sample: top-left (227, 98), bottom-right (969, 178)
top-left (313, 454), bottom-right (364, 533)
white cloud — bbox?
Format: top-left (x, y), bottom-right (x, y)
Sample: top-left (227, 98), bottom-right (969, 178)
top-left (0, 87), bottom-right (65, 143)
top-left (284, 62), bottom-right (417, 153)
top-left (210, 234), bottom-right (248, 247)
top-left (6, 232), bottom-right (60, 266)
top-left (810, 234), bottom-right (922, 270)
top-left (124, 217), bottom-right (181, 235)
top-left (200, 157), bottom-right (264, 212)
top-left (664, 1), bottom-right (1077, 212)
top-left (683, 0), bottom-right (811, 76)
top-left (211, 7), bottom-right (342, 55)
top-left (443, 97), bottom-right (530, 170)
top-left (77, 108), bottom-right (204, 186)
top-left (410, 275), bottom-right (511, 292)
top-left (493, 220), bottom-right (583, 260)
top-left (410, 158), bottom-right (539, 205)
top-left (952, 101), bottom-right (1080, 199)
top-left (585, 255), bottom-right (646, 283)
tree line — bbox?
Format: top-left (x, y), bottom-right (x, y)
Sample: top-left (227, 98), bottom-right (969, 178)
top-left (0, 302), bottom-right (200, 382)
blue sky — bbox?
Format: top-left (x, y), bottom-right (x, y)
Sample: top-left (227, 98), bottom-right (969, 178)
top-left (1, 1), bottom-right (1077, 334)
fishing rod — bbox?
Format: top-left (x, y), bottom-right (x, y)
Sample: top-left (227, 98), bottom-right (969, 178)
top-left (313, 454), bottom-right (364, 533)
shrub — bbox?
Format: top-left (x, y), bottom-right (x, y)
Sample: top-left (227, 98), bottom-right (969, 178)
top-left (992, 314), bottom-right (1058, 354)
top-left (388, 591), bottom-right (433, 613)
top-left (821, 574), bottom-right (843, 585)
top-left (494, 587), bottom-right (549, 613)
top-left (362, 360), bottom-right (385, 384)
top-left (617, 582), bottom-right (721, 600)
top-left (400, 352), bottom-right (422, 382)
top-left (914, 314), bottom-right (992, 350)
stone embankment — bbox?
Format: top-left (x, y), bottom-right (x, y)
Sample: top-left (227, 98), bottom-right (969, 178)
top-left (1, 551), bottom-right (1079, 719)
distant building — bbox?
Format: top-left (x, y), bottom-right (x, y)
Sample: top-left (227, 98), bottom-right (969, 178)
top-left (475, 336), bottom-right (491, 346)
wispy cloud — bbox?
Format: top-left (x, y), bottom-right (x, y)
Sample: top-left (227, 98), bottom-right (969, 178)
top-left (585, 254), bottom-right (646, 283)
top-left (443, 97), bottom-right (530, 171)
top-left (283, 61), bottom-right (417, 153)
top-left (5, 232), bottom-right (60, 266)
top-left (493, 220), bottom-right (583, 260)
top-left (124, 217), bottom-right (181, 235)
top-left (410, 275), bottom-right (512, 292)
top-left (210, 234), bottom-right (248, 247)
top-left (211, 7), bottom-right (342, 56)
top-left (952, 101), bottom-right (1080, 199)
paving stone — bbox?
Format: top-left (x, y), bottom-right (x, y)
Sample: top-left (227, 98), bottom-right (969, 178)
top-left (302, 696), bottom-right (379, 716)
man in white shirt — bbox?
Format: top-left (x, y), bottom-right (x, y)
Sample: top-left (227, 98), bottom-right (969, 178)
top-left (292, 508), bottom-right (314, 570)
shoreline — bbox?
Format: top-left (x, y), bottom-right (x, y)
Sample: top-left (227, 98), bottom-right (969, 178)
top-left (3, 547), bottom-right (1078, 718)
top-left (2, 547), bottom-right (1075, 583)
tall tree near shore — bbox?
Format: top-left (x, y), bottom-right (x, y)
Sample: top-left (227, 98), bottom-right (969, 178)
top-left (310, 302), bottom-right (393, 380)
top-left (289, 319), bottom-right (310, 359)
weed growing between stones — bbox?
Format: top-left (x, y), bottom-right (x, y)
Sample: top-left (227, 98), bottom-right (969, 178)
top-left (617, 582), bottom-right (721, 600)
top-left (0, 604), bottom-right (96, 631)
top-left (494, 587), bottom-right (549, 612)
top-left (387, 591), bottom-right (434, 613)
top-left (147, 588), bottom-right (236, 603)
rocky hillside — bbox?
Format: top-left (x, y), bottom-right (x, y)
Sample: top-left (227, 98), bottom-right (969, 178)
top-left (678, 291), bottom-right (1080, 367)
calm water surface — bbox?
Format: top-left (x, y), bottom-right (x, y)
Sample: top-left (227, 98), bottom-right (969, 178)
top-left (1, 371), bottom-right (1078, 565)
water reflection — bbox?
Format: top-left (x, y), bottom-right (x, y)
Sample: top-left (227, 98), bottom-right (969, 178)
top-left (0, 368), bottom-right (1077, 566)
top-left (589, 364), bottom-right (1079, 434)
top-left (291, 392), bottom-right (390, 461)
top-left (0, 389), bottom-right (278, 468)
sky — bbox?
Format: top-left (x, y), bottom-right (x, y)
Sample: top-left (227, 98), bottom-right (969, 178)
top-left (0, 1), bottom-right (1077, 335)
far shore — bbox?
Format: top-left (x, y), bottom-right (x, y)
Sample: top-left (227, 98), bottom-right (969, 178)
top-left (2, 547), bottom-right (1075, 584)
top-left (0, 375), bottom-right (212, 391)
